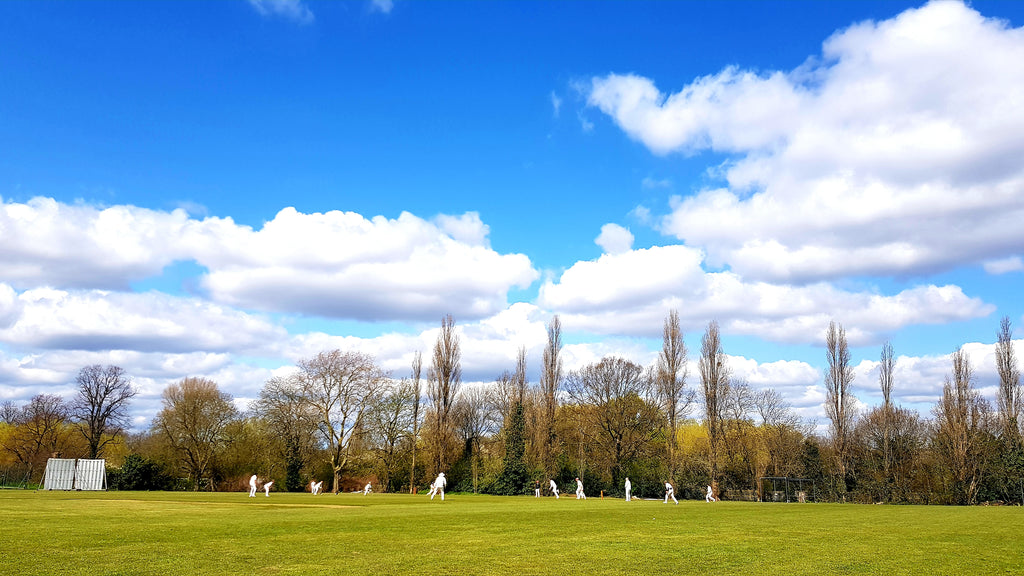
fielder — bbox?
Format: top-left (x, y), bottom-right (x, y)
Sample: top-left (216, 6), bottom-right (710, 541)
top-left (706, 485), bottom-right (716, 503)
top-left (549, 479), bottom-right (559, 499)
top-left (249, 474), bottom-right (258, 498)
top-left (264, 480), bottom-right (274, 497)
top-left (364, 482), bottom-right (372, 495)
top-left (534, 480), bottom-right (541, 498)
top-left (429, 472), bottom-right (447, 500)
top-left (310, 480), bottom-right (322, 495)
top-left (575, 477), bottom-right (586, 500)
top-left (624, 477), bottom-right (632, 502)
top-left (664, 481), bottom-right (677, 504)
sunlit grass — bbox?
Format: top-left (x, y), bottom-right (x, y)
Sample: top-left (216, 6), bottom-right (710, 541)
top-left (1, 490), bottom-right (1021, 575)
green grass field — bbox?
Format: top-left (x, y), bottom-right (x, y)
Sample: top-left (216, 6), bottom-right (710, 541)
top-left (1, 490), bottom-right (1020, 575)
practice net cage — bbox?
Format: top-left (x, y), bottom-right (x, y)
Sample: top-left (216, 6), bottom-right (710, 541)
top-left (759, 476), bottom-right (816, 503)
top-left (41, 458), bottom-right (107, 491)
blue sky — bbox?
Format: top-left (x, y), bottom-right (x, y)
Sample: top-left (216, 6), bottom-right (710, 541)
top-left (2, 0), bottom-right (1024, 427)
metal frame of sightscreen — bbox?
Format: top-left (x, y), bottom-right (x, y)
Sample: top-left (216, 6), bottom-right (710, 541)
top-left (759, 476), bottom-right (816, 503)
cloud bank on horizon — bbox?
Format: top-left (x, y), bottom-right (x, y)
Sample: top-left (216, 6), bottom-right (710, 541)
top-left (1, 0), bottom-right (1023, 429)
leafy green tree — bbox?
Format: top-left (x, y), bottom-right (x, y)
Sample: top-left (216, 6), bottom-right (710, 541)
top-left (109, 453), bottom-right (171, 491)
top-left (492, 403), bottom-right (529, 495)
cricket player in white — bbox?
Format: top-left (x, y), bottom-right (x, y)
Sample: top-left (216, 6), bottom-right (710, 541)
top-left (364, 483), bottom-right (372, 495)
top-left (706, 485), bottom-right (716, 502)
top-left (429, 472), bottom-right (446, 500)
top-left (263, 480), bottom-right (274, 496)
top-left (549, 479), bottom-right (559, 499)
top-left (664, 481), bottom-right (677, 504)
top-left (624, 477), bottom-right (632, 502)
top-left (575, 477), bottom-right (586, 499)
top-left (249, 474), bottom-right (258, 497)
top-left (310, 480), bottom-right (322, 495)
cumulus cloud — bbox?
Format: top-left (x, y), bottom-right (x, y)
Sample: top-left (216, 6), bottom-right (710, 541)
top-left (0, 286), bottom-right (286, 355)
top-left (589, 68), bottom-right (802, 155)
top-left (0, 347), bottom-right (244, 426)
top-left (248, 0), bottom-right (314, 24)
top-left (0, 198), bottom-right (538, 323)
top-left (595, 224), bottom-right (634, 255)
top-left (196, 208), bottom-right (537, 321)
top-left (851, 338), bottom-right (1024, 414)
top-left (538, 244), bottom-right (993, 344)
top-left (0, 284), bottom-right (20, 329)
top-left (588, 1), bottom-right (1024, 281)
top-left (283, 302), bottom-right (551, 382)
top-left (0, 197), bottom-right (192, 290)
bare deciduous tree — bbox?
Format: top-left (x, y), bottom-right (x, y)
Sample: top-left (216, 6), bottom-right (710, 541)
top-left (1, 400), bottom-right (19, 425)
top-left (755, 388), bottom-right (806, 479)
top-left (253, 375), bottom-right (318, 492)
top-left (454, 386), bottom-right (494, 492)
top-left (409, 351), bottom-right (422, 493)
top-left (824, 320), bottom-right (856, 495)
top-left (369, 378), bottom-right (416, 492)
top-left (699, 321), bottom-right (730, 492)
top-left (656, 309), bottom-right (691, 480)
top-left (540, 315), bottom-right (563, 476)
top-left (723, 379), bottom-right (762, 491)
top-left (754, 388), bottom-right (799, 429)
top-left (427, 314), bottom-right (462, 475)
top-left (296, 349), bottom-right (388, 494)
top-left (878, 341), bottom-right (896, 480)
top-left (933, 347), bottom-right (992, 504)
top-left (490, 347), bottom-right (529, 431)
top-left (154, 377), bottom-right (238, 491)
top-left (995, 316), bottom-right (1022, 439)
top-left (491, 370), bottom-right (519, 426)
top-left (514, 346), bottom-right (528, 407)
top-left (71, 364), bottom-right (137, 459)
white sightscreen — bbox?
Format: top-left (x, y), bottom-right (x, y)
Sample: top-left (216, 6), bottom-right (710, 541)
top-left (75, 459), bottom-right (106, 490)
top-left (43, 458), bottom-right (76, 490)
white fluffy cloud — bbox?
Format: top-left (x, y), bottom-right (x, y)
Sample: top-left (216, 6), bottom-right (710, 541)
top-left (0, 284), bottom-right (20, 329)
top-left (595, 223), bottom-right (634, 255)
top-left (0, 199), bottom-right (538, 322)
top-left (283, 302), bottom-right (551, 382)
top-left (851, 339), bottom-right (1024, 415)
top-left (0, 285), bottom-right (285, 354)
top-left (588, 1), bottom-right (1024, 281)
top-left (196, 208), bottom-right (537, 321)
top-left (0, 197), bottom-right (192, 290)
top-left (0, 347), bottom-right (243, 426)
top-left (538, 244), bottom-right (992, 344)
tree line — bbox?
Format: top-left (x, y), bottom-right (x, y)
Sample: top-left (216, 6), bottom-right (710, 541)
top-left (1, 313), bottom-right (1021, 504)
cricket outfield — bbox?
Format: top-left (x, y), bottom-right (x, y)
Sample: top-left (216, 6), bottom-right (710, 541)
top-left (1, 491), bottom-right (1020, 575)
